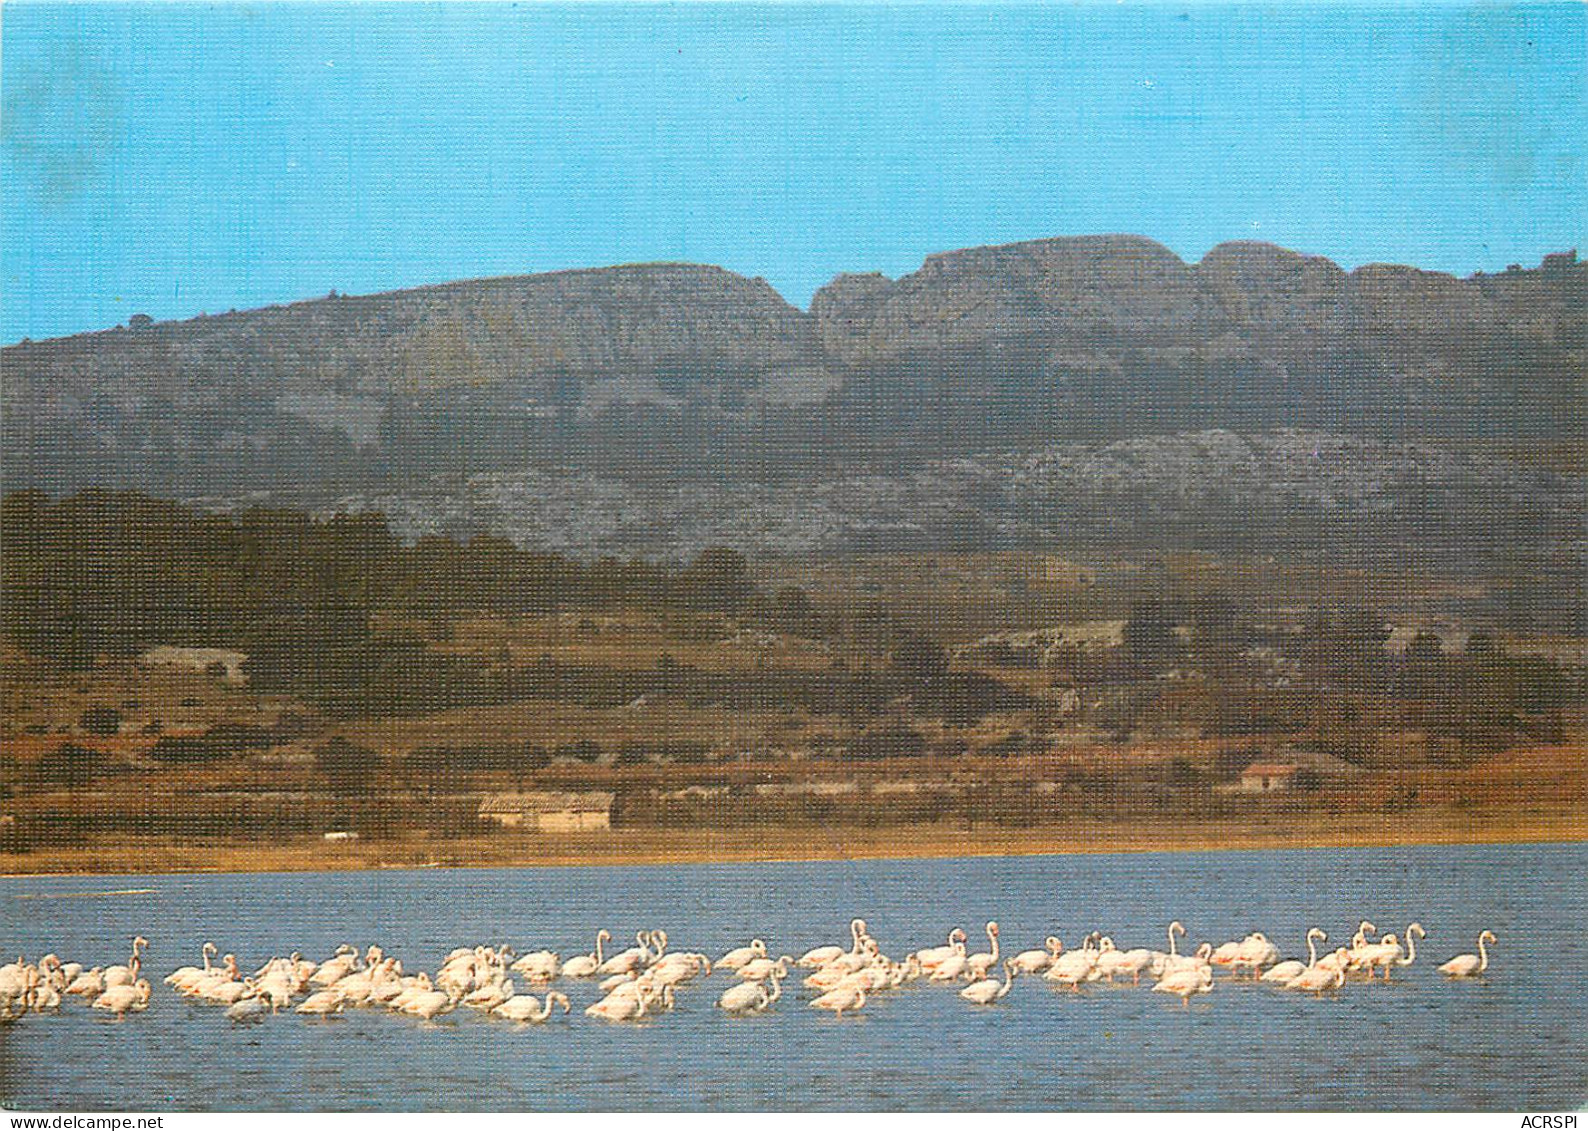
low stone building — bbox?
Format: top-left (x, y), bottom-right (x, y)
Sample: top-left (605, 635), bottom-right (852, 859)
top-left (870, 778), bottom-right (962, 796)
top-left (752, 781), bottom-right (859, 798)
top-left (139, 645), bottom-right (249, 686)
top-left (477, 791), bottom-right (614, 832)
top-left (660, 785), bottom-right (731, 801)
top-left (1237, 763), bottom-right (1300, 793)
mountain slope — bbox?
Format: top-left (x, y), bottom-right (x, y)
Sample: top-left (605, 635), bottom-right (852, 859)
top-left (2, 237), bottom-right (1582, 496)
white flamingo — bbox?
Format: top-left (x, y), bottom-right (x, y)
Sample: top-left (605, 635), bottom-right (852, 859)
top-left (365, 970), bottom-right (408, 1008)
top-left (1097, 938), bottom-right (1154, 985)
top-left (104, 936), bottom-right (148, 988)
top-left (822, 940), bottom-right (880, 977)
top-left (927, 940), bottom-right (970, 982)
top-left (253, 951), bottom-right (302, 979)
top-left (310, 945), bottom-right (361, 986)
top-left (961, 960), bottom-right (1017, 1005)
top-left (604, 970), bottom-right (661, 1001)
top-left (385, 973), bottom-right (432, 1012)
top-left (207, 976), bottom-right (256, 1006)
top-left (653, 951), bottom-right (712, 982)
top-left (719, 969), bottom-right (785, 1014)
top-left (28, 956), bottom-right (58, 988)
top-left (718, 938), bottom-right (768, 971)
top-left (1153, 965), bottom-right (1213, 1008)
top-left (737, 955), bottom-right (790, 982)
top-left (463, 975), bottom-right (515, 1011)
top-left (798, 919), bottom-right (867, 968)
top-left (166, 942), bottom-right (216, 990)
top-left (30, 979), bottom-right (62, 1013)
top-left (0, 965), bottom-right (38, 1015)
top-left (1439, 930), bottom-right (1496, 978)
top-left (585, 991), bottom-right (647, 1021)
top-left (846, 959), bottom-right (908, 992)
top-left (328, 964), bottom-right (379, 1005)
top-left (1047, 935), bottom-right (1107, 991)
top-left (560, 930), bottom-right (611, 979)
top-left (1156, 942), bottom-right (1215, 978)
top-left (965, 922), bottom-right (1002, 980)
top-left (341, 958), bottom-right (402, 1006)
top-left (226, 992), bottom-right (273, 1022)
top-left (296, 987), bottom-right (346, 1016)
top-left (809, 981), bottom-right (867, 1018)
top-left (92, 979), bottom-right (151, 1018)
top-left (1286, 952), bottom-right (1348, 997)
top-left (587, 983), bottom-right (671, 1021)
top-left (1262, 928), bottom-right (1328, 984)
top-left (1343, 921), bottom-right (1381, 968)
top-left (596, 931), bottom-right (652, 976)
top-left (1210, 938), bottom-right (1244, 967)
top-left (402, 986), bottom-right (461, 1021)
top-left (65, 967), bottom-right (105, 998)
top-left (915, 927), bottom-right (968, 970)
top-left (1362, 923), bottom-right (1426, 980)
top-left (511, 949), bottom-right (561, 982)
top-left (1230, 932), bottom-right (1280, 977)
top-left (255, 974), bottom-right (298, 1011)
top-left (600, 970), bottom-right (640, 994)
top-left (1010, 936), bottom-right (1063, 975)
top-left (493, 990), bottom-right (570, 1022)
top-left (805, 959), bottom-right (865, 992)
top-left (1148, 921), bottom-right (1187, 976)
top-left (189, 953), bottom-right (241, 999)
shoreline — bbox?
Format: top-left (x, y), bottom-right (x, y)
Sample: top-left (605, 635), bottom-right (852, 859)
top-left (5, 807), bottom-right (1583, 878)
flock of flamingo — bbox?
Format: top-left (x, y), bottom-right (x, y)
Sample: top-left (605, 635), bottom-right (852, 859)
top-left (0, 918), bottom-right (1498, 1025)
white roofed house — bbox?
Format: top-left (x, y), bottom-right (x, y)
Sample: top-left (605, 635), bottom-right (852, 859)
top-left (1237, 763), bottom-right (1300, 793)
top-left (139, 645), bottom-right (249, 686)
top-left (477, 791), bottom-right (613, 832)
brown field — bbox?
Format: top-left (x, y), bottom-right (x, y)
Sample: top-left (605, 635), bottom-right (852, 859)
top-left (428, 610), bottom-right (842, 672)
top-left (336, 699), bottom-right (826, 758)
top-left (755, 551), bottom-right (1513, 641)
top-left (5, 802), bottom-right (1582, 878)
top-left (4, 555), bottom-right (1584, 878)
top-left (4, 738), bottom-right (1583, 876)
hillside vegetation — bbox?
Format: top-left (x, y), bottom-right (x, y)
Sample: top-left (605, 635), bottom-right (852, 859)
top-left (2, 493), bottom-right (1581, 872)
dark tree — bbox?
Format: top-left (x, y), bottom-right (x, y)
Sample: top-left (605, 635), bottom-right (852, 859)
top-left (37, 742), bottom-right (108, 787)
top-left (891, 632), bottom-right (949, 681)
top-left (676, 547), bottom-right (752, 611)
top-left (1292, 767), bottom-right (1324, 791)
top-left (1466, 631), bottom-right (1500, 659)
top-left (314, 737), bottom-right (381, 798)
top-left (1317, 608), bottom-right (1392, 684)
top-left (1123, 600), bottom-right (1185, 670)
top-left (1404, 632), bottom-right (1445, 666)
top-left (846, 725), bottom-right (928, 760)
top-left (78, 707), bottom-right (122, 736)
top-left (772, 585), bottom-right (815, 633)
top-left (553, 739), bottom-right (604, 763)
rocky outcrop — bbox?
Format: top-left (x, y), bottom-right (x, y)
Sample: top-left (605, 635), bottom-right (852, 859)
top-left (3, 262), bottom-right (833, 410)
top-left (1194, 241), bottom-right (1350, 339)
top-left (811, 235), bottom-right (1227, 361)
top-left (811, 234), bottom-right (1584, 374)
top-left (2, 238), bottom-right (1581, 495)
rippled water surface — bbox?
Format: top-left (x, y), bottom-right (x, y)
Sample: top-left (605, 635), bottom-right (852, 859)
top-left (3, 842), bottom-right (1585, 1110)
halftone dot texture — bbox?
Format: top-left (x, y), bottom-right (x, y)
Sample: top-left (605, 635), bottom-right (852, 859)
top-left (2, 2), bottom-right (1584, 1113)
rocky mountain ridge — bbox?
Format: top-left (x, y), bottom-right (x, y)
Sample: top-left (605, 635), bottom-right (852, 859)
top-left (2, 235), bottom-right (1582, 497)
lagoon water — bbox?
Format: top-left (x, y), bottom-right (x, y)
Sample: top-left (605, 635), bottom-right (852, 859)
top-left (3, 842), bottom-right (1585, 1111)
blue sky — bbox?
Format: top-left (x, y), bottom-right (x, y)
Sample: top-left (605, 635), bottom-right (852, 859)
top-left (3, 3), bottom-right (1584, 343)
